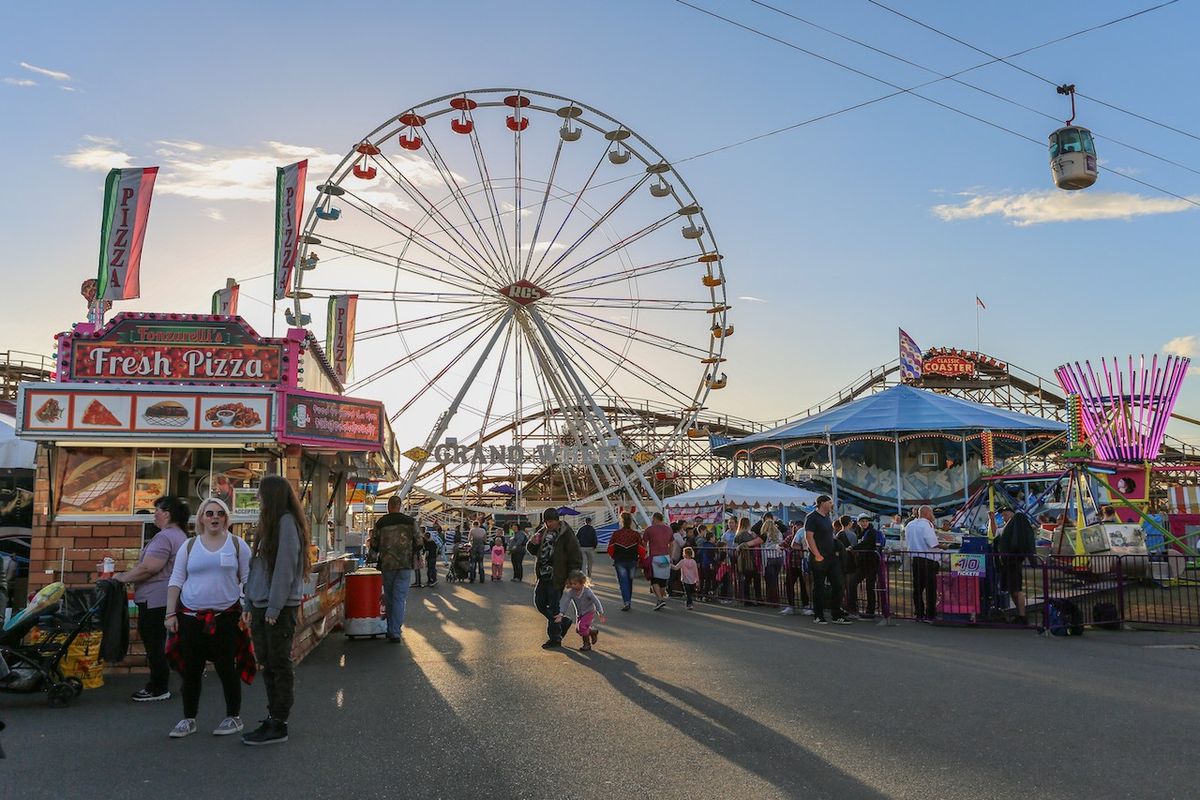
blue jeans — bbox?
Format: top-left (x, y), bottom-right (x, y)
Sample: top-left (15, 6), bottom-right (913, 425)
top-left (382, 569), bottom-right (413, 637)
top-left (614, 560), bottom-right (636, 606)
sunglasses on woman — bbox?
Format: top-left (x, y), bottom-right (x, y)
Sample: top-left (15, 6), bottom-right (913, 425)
top-left (203, 509), bottom-right (227, 517)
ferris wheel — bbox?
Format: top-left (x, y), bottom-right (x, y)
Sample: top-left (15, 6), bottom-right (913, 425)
top-left (292, 88), bottom-right (730, 520)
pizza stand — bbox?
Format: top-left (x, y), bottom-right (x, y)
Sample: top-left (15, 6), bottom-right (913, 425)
top-left (16, 312), bottom-right (400, 667)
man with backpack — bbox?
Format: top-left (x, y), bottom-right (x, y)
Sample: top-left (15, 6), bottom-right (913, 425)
top-left (370, 496), bottom-right (424, 642)
top-left (996, 508), bottom-right (1037, 625)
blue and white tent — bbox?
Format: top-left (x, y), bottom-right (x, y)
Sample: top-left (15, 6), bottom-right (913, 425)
top-left (715, 385), bottom-right (1064, 455)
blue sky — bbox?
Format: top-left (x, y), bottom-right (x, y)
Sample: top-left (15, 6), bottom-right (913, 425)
top-left (2, 1), bottom-right (1198, 442)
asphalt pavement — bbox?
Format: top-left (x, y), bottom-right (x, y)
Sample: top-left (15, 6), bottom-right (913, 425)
top-left (2, 559), bottom-right (1198, 799)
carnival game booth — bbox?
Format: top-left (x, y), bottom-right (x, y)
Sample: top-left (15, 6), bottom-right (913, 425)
top-left (663, 477), bottom-right (820, 526)
top-left (16, 313), bottom-right (400, 667)
top-left (715, 385), bottom-right (1066, 516)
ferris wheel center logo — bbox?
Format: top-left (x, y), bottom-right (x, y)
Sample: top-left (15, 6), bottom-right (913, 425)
top-left (498, 280), bottom-right (549, 306)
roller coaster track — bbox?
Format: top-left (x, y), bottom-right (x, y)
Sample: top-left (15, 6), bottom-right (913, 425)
top-left (767, 355), bottom-right (1200, 462)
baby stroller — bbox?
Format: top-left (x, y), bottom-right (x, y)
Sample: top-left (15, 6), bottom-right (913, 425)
top-left (0, 581), bottom-right (108, 707)
top-left (446, 544), bottom-right (472, 583)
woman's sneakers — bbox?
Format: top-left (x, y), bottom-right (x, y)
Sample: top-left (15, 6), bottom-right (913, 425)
top-left (242, 717), bottom-right (289, 746)
top-left (168, 718), bottom-right (197, 738)
top-left (212, 716), bottom-right (244, 736)
top-left (131, 688), bottom-right (170, 702)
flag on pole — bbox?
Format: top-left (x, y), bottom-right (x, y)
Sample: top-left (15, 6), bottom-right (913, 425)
top-left (976, 295), bottom-right (986, 310)
top-left (96, 166), bottom-right (159, 301)
top-left (211, 278), bottom-right (240, 316)
top-left (273, 160), bottom-right (308, 301)
top-left (899, 328), bottom-right (923, 381)
top-left (326, 294), bottom-right (358, 383)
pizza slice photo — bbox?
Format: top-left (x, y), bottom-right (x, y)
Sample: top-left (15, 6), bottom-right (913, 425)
top-left (81, 399), bottom-right (122, 426)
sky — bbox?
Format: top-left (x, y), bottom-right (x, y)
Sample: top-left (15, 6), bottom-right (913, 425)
top-left (2, 0), bottom-right (1198, 447)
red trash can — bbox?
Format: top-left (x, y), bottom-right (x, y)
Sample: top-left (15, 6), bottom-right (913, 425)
top-left (344, 567), bottom-right (386, 638)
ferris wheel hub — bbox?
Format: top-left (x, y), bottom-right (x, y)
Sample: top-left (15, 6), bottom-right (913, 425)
top-left (498, 279), bottom-right (550, 306)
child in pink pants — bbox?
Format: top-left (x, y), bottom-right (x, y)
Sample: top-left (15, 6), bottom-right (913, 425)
top-left (556, 570), bottom-right (606, 651)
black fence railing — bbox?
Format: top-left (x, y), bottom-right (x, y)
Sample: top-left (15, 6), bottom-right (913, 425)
top-left (655, 549), bottom-right (1200, 629)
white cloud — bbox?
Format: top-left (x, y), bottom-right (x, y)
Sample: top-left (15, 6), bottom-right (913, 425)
top-left (58, 137), bottom-right (449, 212)
top-left (20, 61), bottom-right (71, 81)
top-left (202, 208), bottom-right (226, 222)
top-left (738, 295), bottom-right (767, 303)
top-left (3, 77), bottom-right (36, 87)
top-left (59, 141), bottom-right (134, 170)
top-left (156, 139), bottom-right (205, 153)
top-left (60, 85), bottom-right (78, 92)
top-left (932, 189), bottom-right (1197, 227)
top-left (1164, 336), bottom-right (1200, 374)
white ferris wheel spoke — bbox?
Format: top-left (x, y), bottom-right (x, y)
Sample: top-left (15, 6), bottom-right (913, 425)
top-left (312, 235), bottom-right (490, 297)
top-left (335, 189), bottom-right (495, 288)
top-left (349, 306), bottom-right (500, 392)
top-left (356, 305), bottom-right (492, 342)
top-left (372, 148), bottom-right (502, 277)
top-left (465, 121), bottom-right (518, 281)
top-left (529, 173), bottom-right (654, 288)
top-left (528, 309), bottom-right (660, 518)
top-left (540, 314), bottom-right (699, 408)
top-left (538, 210), bottom-right (677, 290)
top-left (393, 308), bottom-right (517, 499)
top-left (520, 136), bottom-right (565, 279)
top-left (413, 122), bottom-right (514, 275)
top-left (546, 296), bottom-right (714, 311)
top-left (549, 254), bottom-right (706, 296)
top-left (550, 306), bottom-right (712, 359)
top-left (527, 145), bottom-right (609, 279)
top-left (303, 287), bottom-right (485, 304)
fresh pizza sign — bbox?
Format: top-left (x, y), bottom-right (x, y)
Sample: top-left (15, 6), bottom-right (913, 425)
top-left (66, 314), bottom-right (284, 385)
top-left (17, 383), bottom-right (274, 441)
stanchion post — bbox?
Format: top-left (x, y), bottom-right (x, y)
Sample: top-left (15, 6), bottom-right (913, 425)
top-left (1115, 555), bottom-right (1126, 628)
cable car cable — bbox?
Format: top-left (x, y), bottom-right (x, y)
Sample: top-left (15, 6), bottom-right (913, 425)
top-left (672, 0), bottom-right (1200, 207)
top-left (745, 0), bottom-right (1200, 177)
top-left (865, 0), bottom-right (1200, 144)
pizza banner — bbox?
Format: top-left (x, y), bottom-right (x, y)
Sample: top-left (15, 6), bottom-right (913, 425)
top-left (325, 294), bottom-right (358, 383)
top-left (273, 160), bottom-right (308, 301)
top-left (212, 281), bottom-right (240, 316)
top-left (96, 167), bottom-right (159, 302)
top-left (17, 382), bottom-right (275, 441)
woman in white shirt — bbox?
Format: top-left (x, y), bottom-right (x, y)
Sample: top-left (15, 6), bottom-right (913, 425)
top-left (164, 496), bottom-right (252, 739)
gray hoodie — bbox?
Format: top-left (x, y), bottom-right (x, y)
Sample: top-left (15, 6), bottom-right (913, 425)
top-left (244, 513), bottom-right (305, 617)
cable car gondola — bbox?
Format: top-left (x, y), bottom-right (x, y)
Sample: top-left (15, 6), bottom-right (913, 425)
top-left (1049, 84), bottom-right (1097, 190)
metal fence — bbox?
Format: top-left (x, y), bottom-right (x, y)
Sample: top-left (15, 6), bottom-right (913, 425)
top-left (664, 548), bottom-right (1200, 629)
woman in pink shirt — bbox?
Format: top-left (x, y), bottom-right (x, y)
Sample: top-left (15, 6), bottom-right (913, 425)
top-left (671, 547), bottom-right (701, 610)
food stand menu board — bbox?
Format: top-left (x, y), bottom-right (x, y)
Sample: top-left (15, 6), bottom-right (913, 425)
top-left (280, 390), bottom-right (384, 449)
top-left (63, 314), bottom-right (286, 385)
top-left (19, 383), bottom-right (275, 440)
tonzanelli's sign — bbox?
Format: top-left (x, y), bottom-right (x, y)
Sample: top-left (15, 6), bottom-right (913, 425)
top-left (427, 439), bottom-right (632, 466)
top-left (62, 314), bottom-right (285, 385)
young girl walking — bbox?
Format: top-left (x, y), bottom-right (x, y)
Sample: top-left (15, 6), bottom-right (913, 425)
top-left (555, 570), bottom-right (606, 651)
top-left (490, 536), bottom-right (506, 581)
top-left (671, 547), bottom-right (701, 609)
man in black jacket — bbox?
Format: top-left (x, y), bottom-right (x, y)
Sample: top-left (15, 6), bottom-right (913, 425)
top-left (576, 517), bottom-right (597, 578)
top-left (527, 508), bottom-right (582, 649)
top-left (847, 514), bottom-right (881, 619)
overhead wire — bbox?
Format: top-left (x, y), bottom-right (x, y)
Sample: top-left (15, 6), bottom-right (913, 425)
top-left (671, 0), bottom-right (1200, 208)
top-left (864, 0), bottom-right (1200, 143)
top-left (744, 0), bottom-right (1200, 177)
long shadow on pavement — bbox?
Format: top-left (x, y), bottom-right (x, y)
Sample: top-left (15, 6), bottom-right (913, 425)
top-left (566, 648), bottom-right (887, 800)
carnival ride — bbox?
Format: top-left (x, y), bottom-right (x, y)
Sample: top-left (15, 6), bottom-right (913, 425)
top-left (289, 89), bottom-right (730, 523)
top-left (958, 354), bottom-right (1197, 562)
